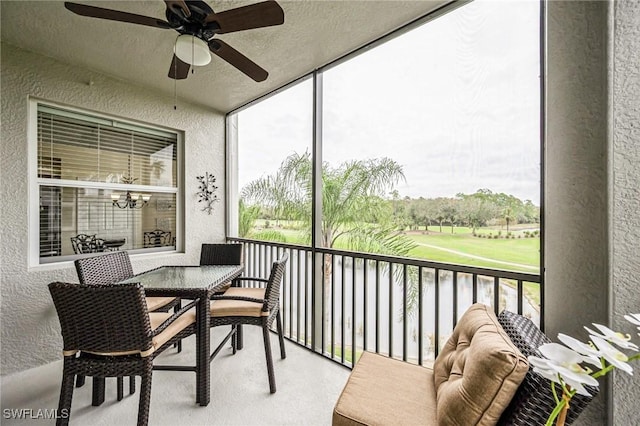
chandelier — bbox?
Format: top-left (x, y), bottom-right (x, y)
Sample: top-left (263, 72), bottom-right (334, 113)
top-left (111, 191), bottom-right (151, 209)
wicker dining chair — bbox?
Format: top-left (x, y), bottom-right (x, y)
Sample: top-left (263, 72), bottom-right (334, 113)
top-left (199, 243), bottom-right (243, 293)
top-left (74, 251), bottom-right (181, 404)
top-left (70, 234), bottom-right (97, 254)
top-left (200, 243), bottom-right (243, 266)
top-left (143, 229), bottom-right (171, 248)
top-left (48, 282), bottom-right (197, 426)
top-left (209, 252), bottom-right (288, 393)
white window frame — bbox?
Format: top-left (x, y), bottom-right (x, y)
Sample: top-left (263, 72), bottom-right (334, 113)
top-left (28, 98), bottom-right (184, 267)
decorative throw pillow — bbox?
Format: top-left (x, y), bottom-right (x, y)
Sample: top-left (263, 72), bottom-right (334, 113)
top-left (433, 304), bottom-right (529, 425)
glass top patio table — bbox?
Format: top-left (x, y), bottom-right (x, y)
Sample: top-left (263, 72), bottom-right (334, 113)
top-left (120, 265), bottom-right (242, 291)
top-left (119, 264), bottom-right (244, 407)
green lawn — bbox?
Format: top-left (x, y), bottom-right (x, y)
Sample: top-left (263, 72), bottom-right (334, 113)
top-left (247, 222), bottom-right (540, 273)
top-left (407, 232), bottom-right (539, 272)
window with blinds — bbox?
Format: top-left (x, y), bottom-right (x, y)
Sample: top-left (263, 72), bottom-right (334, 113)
top-left (36, 104), bottom-right (180, 262)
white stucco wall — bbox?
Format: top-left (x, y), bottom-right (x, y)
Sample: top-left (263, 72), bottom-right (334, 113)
top-left (547, 1), bottom-right (640, 425)
top-left (0, 42), bottom-right (226, 375)
top-left (611, 1), bottom-right (640, 424)
top-left (545, 0), bottom-right (609, 347)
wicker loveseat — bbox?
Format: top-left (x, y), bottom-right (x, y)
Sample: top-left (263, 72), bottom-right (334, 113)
top-left (332, 304), bottom-right (594, 426)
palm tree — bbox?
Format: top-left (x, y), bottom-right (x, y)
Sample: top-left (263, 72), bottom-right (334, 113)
top-left (243, 152), bottom-right (414, 252)
top-left (242, 152), bottom-right (417, 350)
top-left (238, 199), bottom-right (260, 238)
top-left (503, 206), bottom-right (514, 233)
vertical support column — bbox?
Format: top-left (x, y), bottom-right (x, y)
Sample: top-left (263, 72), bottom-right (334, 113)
top-left (225, 113), bottom-right (239, 238)
top-left (610, 1), bottom-right (640, 423)
top-left (546, 1), bottom-right (609, 423)
top-left (312, 71), bottom-right (324, 353)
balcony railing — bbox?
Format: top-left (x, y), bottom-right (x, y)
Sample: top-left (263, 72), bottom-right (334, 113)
top-left (228, 237), bottom-right (542, 368)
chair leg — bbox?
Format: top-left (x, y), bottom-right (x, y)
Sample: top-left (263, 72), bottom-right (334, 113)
top-left (236, 324), bottom-right (244, 350)
top-left (262, 324), bottom-right (276, 394)
top-left (57, 370), bottom-right (75, 426)
top-left (92, 377), bottom-right (105, 406)
top-left (276, 311), bottom-right (286, 359)
top-left (137, 367), bottom-right (152, 426)
top-left (231, 325), bottom-right (237, 355)
top-left (173, 302), bottom-right (182, 353)
top-left (130, 375), bottom-right (136, 395)
top-left (75, 375), bottom-right (85, 388)
top-left (117, 377), bottom-right (124, 401)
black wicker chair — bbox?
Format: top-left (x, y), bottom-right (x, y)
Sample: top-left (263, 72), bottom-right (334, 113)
top-left (143, 229), bottom-right (171, 248)
top-left (497, 310), bottom-right (597, 425)
top-left (209, 252), bottom-right (288, 393)
top-left (200, 243), bottom-right (243, 293)
top-left (74, 251), bottom-right (182, 403)
top-left (70, 234), bottom-right (99, 254)
top-left (200, 243), bottom-right (243, 266)
top-left (74, 251), bottom-right (180, 315)
top-left (48, 282), bottom-right (197, 426)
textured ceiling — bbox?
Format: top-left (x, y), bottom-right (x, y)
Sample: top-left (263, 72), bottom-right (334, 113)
top-left (1, 0), bottom-right (451, 113)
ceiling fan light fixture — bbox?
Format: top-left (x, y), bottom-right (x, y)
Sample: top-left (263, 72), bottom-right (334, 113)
top-left (175, 34), bottom-right (211, 66)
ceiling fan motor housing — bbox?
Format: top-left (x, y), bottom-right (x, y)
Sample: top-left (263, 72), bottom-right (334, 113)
top-left (166, 0), bottom-right (220, 40)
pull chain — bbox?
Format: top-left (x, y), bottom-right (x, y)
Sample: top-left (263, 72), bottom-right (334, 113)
top-left (174, 35), bottom-right (179, 110)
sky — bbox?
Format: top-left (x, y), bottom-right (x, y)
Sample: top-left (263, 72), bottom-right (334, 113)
top-left (237, 0), bottom-right (541, 205)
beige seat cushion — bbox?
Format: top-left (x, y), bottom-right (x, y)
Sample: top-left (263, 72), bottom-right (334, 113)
top-left (433, 303), bottom-right (529, 425)
top-left (75, 308), bottom-right (196, 358)
top-left (146, 309), bottom-right (196, 355)
top-left (210, 287), bottom-right (268, 317)
top-left (145, 296), bottom-right (177, 312)
top-left (333, 351), bottom-right (437, 426)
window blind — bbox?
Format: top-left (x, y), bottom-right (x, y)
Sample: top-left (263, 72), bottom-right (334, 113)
top-left (37, 107), bottom-right (177, 187)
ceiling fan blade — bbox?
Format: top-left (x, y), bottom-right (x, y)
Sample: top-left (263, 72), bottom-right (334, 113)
top-left (205, 1), bottom-right (284, 34)
top-left (164, 0), bottom-right (190, 18)
top-left (64, 2), bottom-right (171, 29)
top-left (168, 55), bottom-right (190, 80)
top-left (208, 39), bottom-right (268, 82)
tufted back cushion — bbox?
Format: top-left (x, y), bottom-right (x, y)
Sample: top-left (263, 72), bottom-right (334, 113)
top-left (433, 304), bottom-right (529, 425)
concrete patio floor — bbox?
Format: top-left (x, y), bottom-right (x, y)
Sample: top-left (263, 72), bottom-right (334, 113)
top-left (1, 326), bottom-right (351, 425)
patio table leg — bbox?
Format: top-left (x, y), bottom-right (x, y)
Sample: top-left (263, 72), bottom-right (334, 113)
top-left (196, 292), bottom-right (211, 406)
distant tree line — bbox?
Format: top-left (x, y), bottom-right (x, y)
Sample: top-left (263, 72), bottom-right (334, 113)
top-left (390, 188), bottom-right (540, 233)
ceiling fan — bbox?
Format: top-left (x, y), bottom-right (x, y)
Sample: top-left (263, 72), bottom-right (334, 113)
top-left (64, 0), bottom-right (284, 82)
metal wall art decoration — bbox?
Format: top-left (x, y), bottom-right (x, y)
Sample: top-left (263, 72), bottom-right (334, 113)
top-left (196, 172), bottom-right (219, 215)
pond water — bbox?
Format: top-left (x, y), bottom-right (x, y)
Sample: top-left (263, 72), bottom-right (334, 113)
top-left (274, 250), bottom-right (539, 363)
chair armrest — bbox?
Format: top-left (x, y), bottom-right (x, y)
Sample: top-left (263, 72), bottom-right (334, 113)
top-left (232, 277), bottom-right (269, 288)
top-left (152, 298), bottom-right (199, 336)
top-left (211, 295), bottom-right (265, 304)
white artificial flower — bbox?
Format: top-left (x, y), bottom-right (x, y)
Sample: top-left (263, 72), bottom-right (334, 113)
top-left (539, 343), bottom-right (584, 366)
top-left (529, 356), bottom-right (562, 384)
top-left (624, 313), bottom-right (640, 337)
top-left (623, 314), bottom-right (640, 338)
top-left (557, 333), bottom-right (601, 368)
top-left (590, 335), bottom-right (634, 375)
top-left (624, 314), bottom-right (640, 327)
top-left (585, 323), bottom-right (639, 351)
top-left (529, 343), bottom-right (599, 396)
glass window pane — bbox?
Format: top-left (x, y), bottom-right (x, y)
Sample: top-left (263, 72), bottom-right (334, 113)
top-left (236, 78), bottom-right (313, 245)
top-left (322, 0), bottom-right (540, 271)
top-left (40, 186), bottom-right (177, 259)
top-left (36, 104), bottom-right (180, 263)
